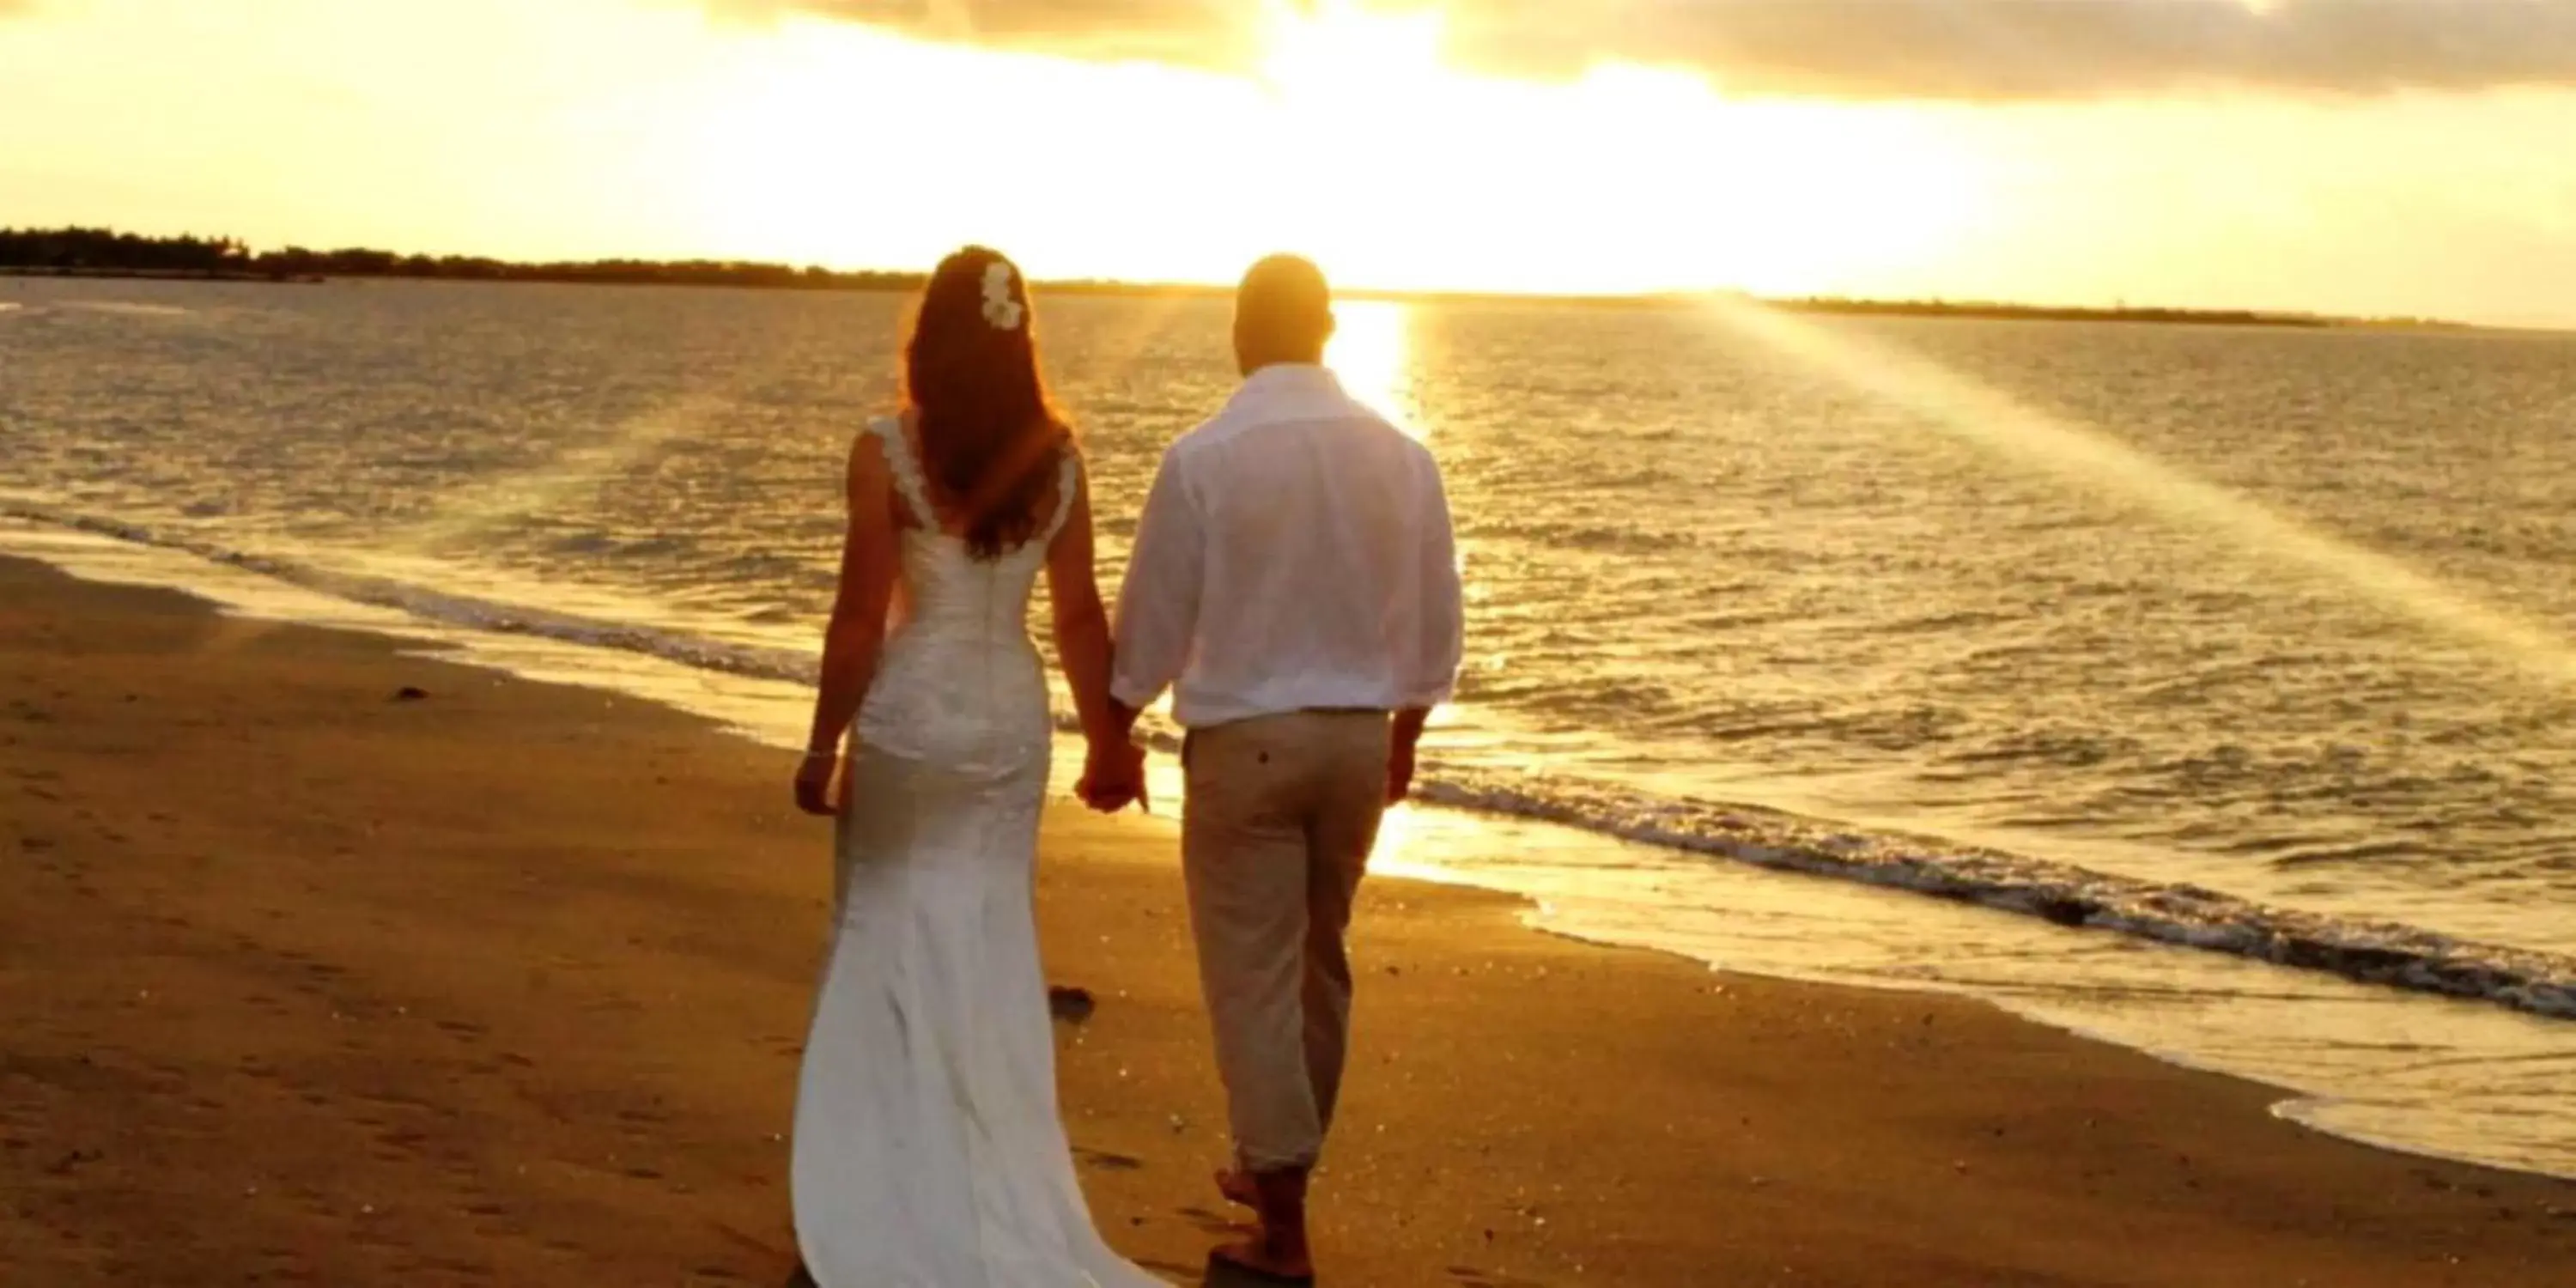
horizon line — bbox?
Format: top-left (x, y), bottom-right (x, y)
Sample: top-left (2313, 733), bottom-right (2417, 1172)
top-left (0, 226), bottom-right (2525, 332)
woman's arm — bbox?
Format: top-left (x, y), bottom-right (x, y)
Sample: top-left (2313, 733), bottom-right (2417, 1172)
top-left (1045, 450), bottom-right (1145, 810)
top-left (794, 432), bottom-right (902, 816)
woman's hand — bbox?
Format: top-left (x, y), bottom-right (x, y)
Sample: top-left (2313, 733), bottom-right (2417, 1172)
top-left (794, 750), bottom-right (841, 817)
top-left (1078, 740), bottom-right (1149, 814)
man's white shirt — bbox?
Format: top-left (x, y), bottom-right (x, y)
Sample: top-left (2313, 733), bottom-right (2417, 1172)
top-left (1111, 364), bottom-right (1464, 730)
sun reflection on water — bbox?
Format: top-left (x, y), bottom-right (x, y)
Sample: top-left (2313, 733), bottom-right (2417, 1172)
top-left (1328, 300), bottom-right (1420, 436)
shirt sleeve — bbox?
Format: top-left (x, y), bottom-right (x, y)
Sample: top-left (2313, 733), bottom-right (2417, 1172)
top-left (1402, 456), bottom-right (1465, 709)
top-left (1110, 447), bottom-right (1204, 712)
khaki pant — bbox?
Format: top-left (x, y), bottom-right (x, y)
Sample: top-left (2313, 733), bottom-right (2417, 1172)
top-left (1182, 710), bottom-right (1390, 1171)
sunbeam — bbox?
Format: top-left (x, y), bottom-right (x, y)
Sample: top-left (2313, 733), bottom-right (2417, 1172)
top-left (394, 393), bottom-right (729, 552)
top-left (1693, 295), bottom-right (2576, 690)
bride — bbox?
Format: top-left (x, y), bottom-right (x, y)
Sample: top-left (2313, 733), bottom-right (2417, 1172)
top-left (789, 247), bottom-right (1160, 1286)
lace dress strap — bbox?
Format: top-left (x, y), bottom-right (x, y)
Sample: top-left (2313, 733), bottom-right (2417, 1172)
top-left (869, 416), bottom-right (937, 527)
top-left (1039, 447), bottom-right (1081, 545)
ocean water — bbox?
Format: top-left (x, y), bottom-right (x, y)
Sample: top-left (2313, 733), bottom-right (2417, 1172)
top-left (4, 275), bottom-right (2572, 1176)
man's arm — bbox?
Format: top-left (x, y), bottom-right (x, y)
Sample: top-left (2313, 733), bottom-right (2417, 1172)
top-left (1390, 458), bottom-right (1465, 804)
top-left (1108, 447), bottom-right (1204, 738)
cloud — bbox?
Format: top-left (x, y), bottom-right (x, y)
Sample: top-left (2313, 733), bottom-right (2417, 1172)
top-left (702, 0), bottom-right (1265, 64)
top-left (1460, 0), bottom-right (2576, 100)
top-left (708, 0), bottom-right (2576, 100)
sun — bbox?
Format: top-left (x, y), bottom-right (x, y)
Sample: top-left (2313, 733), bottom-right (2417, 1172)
top-left (675, 3), bottom-right (1996, 299)
top-left (1231, 2), bottom-right (1993, 298)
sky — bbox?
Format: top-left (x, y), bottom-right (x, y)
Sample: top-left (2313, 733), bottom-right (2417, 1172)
top-left (3, 0), bottom-right (2575, 324)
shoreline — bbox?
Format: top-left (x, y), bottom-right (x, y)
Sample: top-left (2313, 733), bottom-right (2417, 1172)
top-left (4, 553), bottom-right (2572, 1285)
top-left (5, 509), bottom-right (2572, 1184)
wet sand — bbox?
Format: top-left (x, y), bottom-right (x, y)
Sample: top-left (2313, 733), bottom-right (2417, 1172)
top-left (3, 556), bottom-right (2570, 1286)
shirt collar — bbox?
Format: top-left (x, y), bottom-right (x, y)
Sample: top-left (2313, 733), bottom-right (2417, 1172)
top-left (1235, 362), bottom-right (1345, 405)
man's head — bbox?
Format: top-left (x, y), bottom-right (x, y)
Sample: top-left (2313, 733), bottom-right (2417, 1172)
top-left (1233, 254), bottom-right (1334, 376)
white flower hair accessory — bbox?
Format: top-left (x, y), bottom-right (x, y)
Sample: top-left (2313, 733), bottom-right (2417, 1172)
top-left (981, 261), bottom-right (1025, 331)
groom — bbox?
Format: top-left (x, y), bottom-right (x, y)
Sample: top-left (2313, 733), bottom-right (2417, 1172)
top-left (1098, 255), bottom-right (1464, 1283)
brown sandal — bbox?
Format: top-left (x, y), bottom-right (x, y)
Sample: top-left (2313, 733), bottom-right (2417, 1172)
top-left (1208, 1238), bottom-right (1315, 1286)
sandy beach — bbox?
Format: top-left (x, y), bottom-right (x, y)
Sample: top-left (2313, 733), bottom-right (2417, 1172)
top-left (3, 553), bottom-right (2571, 1286)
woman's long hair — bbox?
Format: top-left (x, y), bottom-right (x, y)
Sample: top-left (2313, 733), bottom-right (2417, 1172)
top-left (902, 246), bottom-right (1069, 561)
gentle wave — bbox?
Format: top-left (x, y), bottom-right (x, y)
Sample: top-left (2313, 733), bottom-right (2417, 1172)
top-left (1413, 775), bottom-right (2574, 1020)
top-left (9, 498), bottom-right (2571, 1024)
top-left (2, 501), bottom-right (814, 684)
top-left (61, 301), bottom-right (194, 318)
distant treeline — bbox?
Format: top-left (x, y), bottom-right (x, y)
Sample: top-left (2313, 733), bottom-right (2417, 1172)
top-left (0, 227), bottom-right (2472, 330)
top-left (1782, 295), bottom-right (2475, 331)
top-left (1776, 296), bottom-right (2334, 328)
top-left (0, 227), bottom-right (921, 291)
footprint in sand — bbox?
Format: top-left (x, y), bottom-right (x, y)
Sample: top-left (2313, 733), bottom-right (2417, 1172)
top-left (1446, 1268), bottom-right (1553, 1288)
top-left (376, 1128), bottom-right (430, 1152)
top-left (43, 1148), bottom-right (102, 1176)
top-left (614, 1106), bottom-right (672, 1141)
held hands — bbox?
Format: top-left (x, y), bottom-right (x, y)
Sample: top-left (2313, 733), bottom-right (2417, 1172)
top-left (1077, 738), bottom-right (1151, 814)
top-left (801, 742), bottom-right (1145, 817)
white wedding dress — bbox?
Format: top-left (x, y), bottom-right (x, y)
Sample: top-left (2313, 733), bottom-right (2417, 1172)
top-left (793, 418), bottom-right (1165, 1287)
